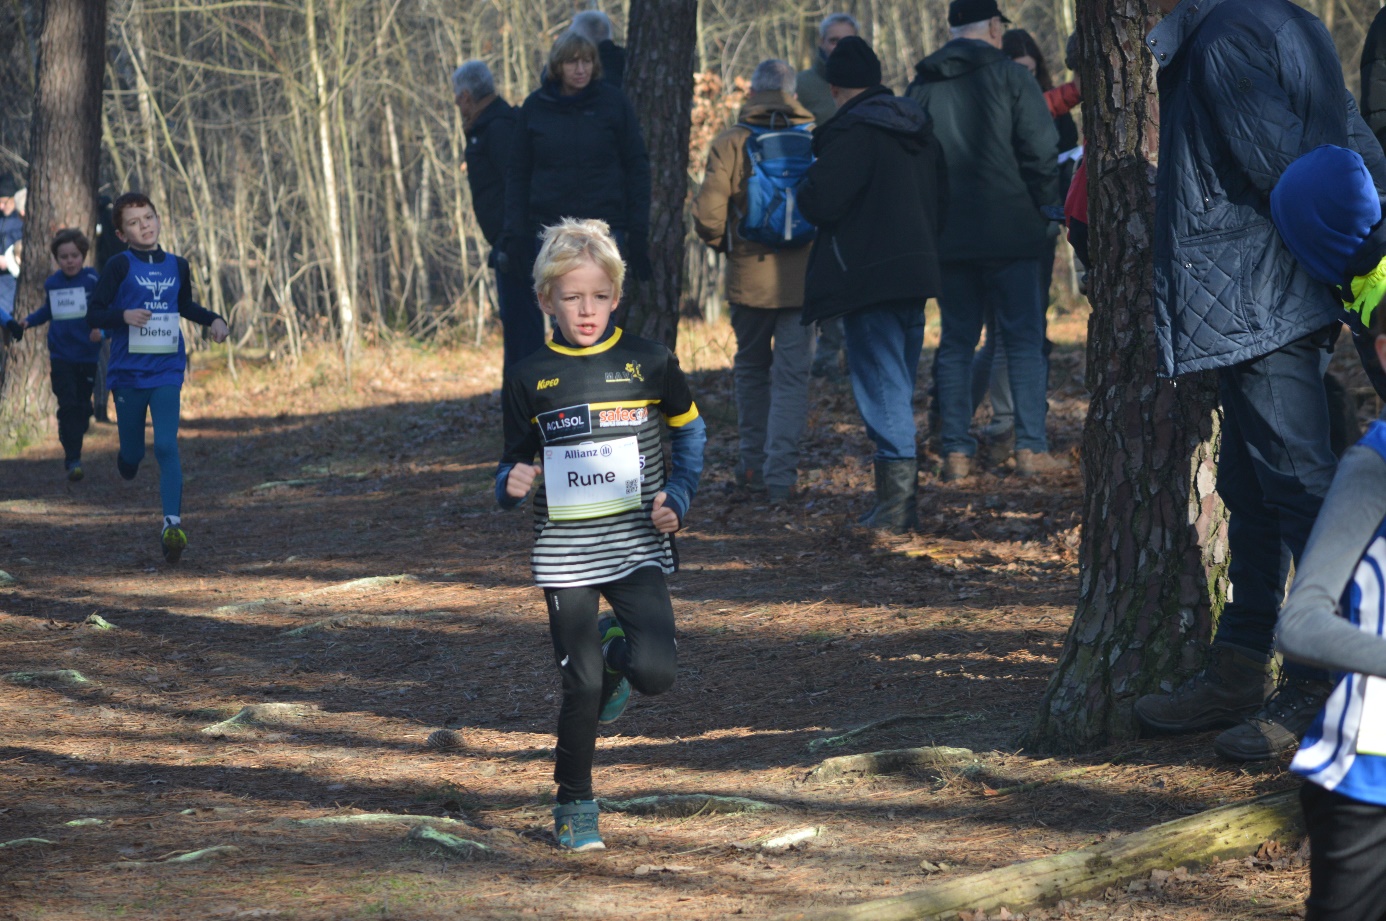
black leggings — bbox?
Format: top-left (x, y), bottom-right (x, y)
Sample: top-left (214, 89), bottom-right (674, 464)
top-left (1302, 780), bottom-right (1386, 921)
top-left (544, 565), bottom-right (676, 803)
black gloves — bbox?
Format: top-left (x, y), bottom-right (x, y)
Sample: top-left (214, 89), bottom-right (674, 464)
top-left (4, 319), bottom-right (21, 341)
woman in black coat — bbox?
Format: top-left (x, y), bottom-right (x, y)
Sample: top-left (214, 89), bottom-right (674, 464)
top-left (500, 32), bottom-right (652, 282)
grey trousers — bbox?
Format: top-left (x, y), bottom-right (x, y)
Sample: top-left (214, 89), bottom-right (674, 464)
top-left (730, 305), bottom-right (814, 491)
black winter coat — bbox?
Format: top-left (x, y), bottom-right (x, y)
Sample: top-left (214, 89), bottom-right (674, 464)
top-left (797, 87), bottom-right (946, 325)
top-left (1148, 0), bottom-right (1386, 377)
top-left (906, 39), bottom-right (1058, 263)
top-left (463, 96), bottom-right (518, 247)
top-left (503, 79), bottom-right (650, 241)
top-left (1362, 8), bottom-right (1386, 152)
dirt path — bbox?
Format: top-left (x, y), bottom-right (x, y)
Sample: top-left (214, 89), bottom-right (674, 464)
top-left (0, 329), bottom-right (1314, 920)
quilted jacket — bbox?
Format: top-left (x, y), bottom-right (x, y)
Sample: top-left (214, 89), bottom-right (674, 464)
top-left (1148, 0), bottom-right (1371, 377)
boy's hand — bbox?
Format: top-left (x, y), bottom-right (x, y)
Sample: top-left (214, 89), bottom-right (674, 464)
top-left (88, 328), bottom-right (102, 343)
top-left (16, 318), bottom-right (27, 329)
top-left (123, 308), bottom-right (152, 328)
top-left (651, 492), bottom-right (680, 533)
top-left (506, 462), bottom-right (540, 499)
top-left (208, 318), bottom-right (230, 343)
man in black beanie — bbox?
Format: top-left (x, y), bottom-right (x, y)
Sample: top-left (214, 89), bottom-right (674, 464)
top-left (797, 36), bottom-right (946, 532)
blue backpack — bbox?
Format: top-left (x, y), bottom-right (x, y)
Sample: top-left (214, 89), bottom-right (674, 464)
top-left (737, 122), bottom-right (816, 248)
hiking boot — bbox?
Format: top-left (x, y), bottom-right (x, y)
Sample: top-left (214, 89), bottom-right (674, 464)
top-left (1212, 678), bottom-right (1335, 762)
top-left (858, 458), bottom-right (918, 533)
top-left (941, 453), bottom-right (971, 483)
top-left (553, 800), bottom-right (605, 851)
top-left (1134, 644), bottom-right (1272, 735)
top-left (980, 429), bottom-right (1015, 469)
top-left (1015, 449), bottom-right (1071, 477)
top-left (731, 464), bottom-right (767, 495)
top-left (161, 524), bottom-right (187, 564)
top-left (767, 485), bottom-right (793, 505)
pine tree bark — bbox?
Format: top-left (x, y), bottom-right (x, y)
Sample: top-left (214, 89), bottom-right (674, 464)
top-left (1026, 0), bottom-right (1229, 752)
top-left (0, 0), bottom-right (106, 453)
top-left (622, 0), bottom-right (698, 351)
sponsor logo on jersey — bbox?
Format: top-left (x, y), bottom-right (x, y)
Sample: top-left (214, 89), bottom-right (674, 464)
top-left (604, 361), bottom-right (645, 384)
top-left (537, 378), bottom-right (559, 390)
top-left (537, 403), bottom-right (592, 442)
top-left (598, 406), bottom-right (649, 428)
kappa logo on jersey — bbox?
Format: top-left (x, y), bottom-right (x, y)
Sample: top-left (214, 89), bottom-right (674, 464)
top-left (537, 403), bottom-right (592, 442)
top-left (135, 275), bottom-right (175, 300)
top-left (598, 406), bottom-right (649, 428)
top-left (537, 378), bottom-right (559, 390)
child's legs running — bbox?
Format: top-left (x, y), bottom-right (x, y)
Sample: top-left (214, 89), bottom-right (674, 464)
top-left (113, 387), bottom-right (152, 467)
top-left (50, 360), bottom-right (96, 465)
top-left (599, 566), bottom-right (677, 696)
top-left (1301, 780), bottom-right (1386, 920)
top-left (148, 385), bottom-right (182, 519)
top-left (544, 584), bottom-right (606, 804)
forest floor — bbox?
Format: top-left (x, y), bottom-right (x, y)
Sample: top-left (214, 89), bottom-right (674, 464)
top-left (1, 312), bottom-right (1371, 920)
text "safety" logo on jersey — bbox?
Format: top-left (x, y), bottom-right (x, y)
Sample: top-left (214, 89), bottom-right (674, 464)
top-left (537, 403), bottom-right (592, 442)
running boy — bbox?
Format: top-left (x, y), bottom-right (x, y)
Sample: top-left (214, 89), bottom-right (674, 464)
top-left (496, 218), bottom-right (706, 851)
top-left (86, 193), bottom-right (228, 563)
top-left (1270, 145), bottom-right (1386, 919)
top-left (18, 229), bottom-right (103, 480)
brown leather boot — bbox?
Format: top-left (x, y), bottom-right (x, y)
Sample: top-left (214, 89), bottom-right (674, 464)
top-left (1133, 644), bottom-right (1273, 734)
top-left (1212, 678), bottom-right (1335, 762)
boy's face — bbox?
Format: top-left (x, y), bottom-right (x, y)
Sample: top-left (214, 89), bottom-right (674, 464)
top-left (54, 241), bottom-right (84, 277)
top-left (116, 204), bottom-right (160, 250)
top-left (538, 258), bottom-right (618, 348)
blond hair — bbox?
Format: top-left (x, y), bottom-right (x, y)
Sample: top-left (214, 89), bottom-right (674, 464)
top-left (546, 32), bottom-right (603, 85)
top-left (533, 218), bottom-right (626, 304)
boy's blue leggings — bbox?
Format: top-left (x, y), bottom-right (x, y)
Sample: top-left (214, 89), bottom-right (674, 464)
top-left (114, 385), bottom-right (182, 518)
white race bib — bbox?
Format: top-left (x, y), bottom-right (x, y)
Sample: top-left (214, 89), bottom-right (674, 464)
top-left (1358, 675), bottom-right (1386, 756)
top-left (129, 311), bottom-right (180, 355)
top-left (543, 436), bottom-right (642, 521)
top-left (50, 287), bottom-right (87, 320)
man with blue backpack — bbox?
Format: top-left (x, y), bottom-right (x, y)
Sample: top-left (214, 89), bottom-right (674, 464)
top-left (694, 59), bottom-right (818, 503)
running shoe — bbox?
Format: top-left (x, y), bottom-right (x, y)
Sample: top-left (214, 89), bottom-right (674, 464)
top-left (66, 463), bottom-right (84, 482)
top-left (598, 615), bottom-right (626, 675)
top-left (117, 455), bottom-right (139, 481)
top-left (161, 525), bottom-right (187, 564)
top-left (552, 800), bottom-right (605, 851)
top-left (597, 614), bottom-right (631, 724)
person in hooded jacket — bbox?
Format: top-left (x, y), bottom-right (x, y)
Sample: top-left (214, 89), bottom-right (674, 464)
top-left (500, 32), bottom-right (651, 287)
top-left (798, 36), bottom-right (946, 533)
top-left (907, 0), bottom-right (1064, 483)
top-left (693, 59), bottom-right (817, 502)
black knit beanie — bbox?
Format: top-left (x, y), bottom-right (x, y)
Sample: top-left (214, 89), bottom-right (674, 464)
top-left (825, 36), bottom-right (882, 89)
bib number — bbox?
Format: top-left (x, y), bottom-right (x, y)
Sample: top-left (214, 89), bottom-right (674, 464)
top-left (50, 288), bottom-right (87, 320)
top-left (544, 436), bottom-right (642, 521)
top-left (130, 311), bottom-right (180, 355)
top-left (1358, 675), bottom-right (1386, 756)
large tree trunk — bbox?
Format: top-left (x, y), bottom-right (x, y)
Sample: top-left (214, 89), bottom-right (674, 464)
top-left (0, 0), bottom-right (106, 453)
top-left (622, 0), bottom-right (698, 352)
top-left (1026, 0), bottom-right (1228, 752)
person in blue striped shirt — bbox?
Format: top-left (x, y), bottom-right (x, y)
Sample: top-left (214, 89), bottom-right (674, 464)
top-left (86, 193), bottom-right (228, 563)
top-left (17, 229), bottom-right (104, 480)
top-left (1271, 145), bottom-right (1386, 919)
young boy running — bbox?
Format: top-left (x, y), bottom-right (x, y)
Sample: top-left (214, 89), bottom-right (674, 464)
top-left (17, 229), bottom-right (103, 480)
top-left (86, 193), bottom-right (228, 563)
top-left (496, 218), bottom-right (706, 851)
top-left (1271, 145), bottom-right (1386, 919)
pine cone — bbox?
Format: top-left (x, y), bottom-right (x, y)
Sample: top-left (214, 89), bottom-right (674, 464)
top-left (425, 729), bottom-right (461, 750)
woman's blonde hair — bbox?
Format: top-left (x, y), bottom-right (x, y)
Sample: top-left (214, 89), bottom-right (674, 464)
top-left (546, 32), bottom-right (603, 85)
top-left (533, 218), bottom-right (626, 304)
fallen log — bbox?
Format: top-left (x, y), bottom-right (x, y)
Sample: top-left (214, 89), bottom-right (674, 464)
top-left (813, 747), bottom-right (977, 781)
top-left (785, 790), bottom-right (1302, 921)
top-left (212, 574), bottom-right (418, 616)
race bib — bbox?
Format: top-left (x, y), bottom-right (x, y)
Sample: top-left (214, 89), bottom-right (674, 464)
top-left (50, 288), bottom-right (87, 320)
top-left (1358, 675), bottom-right (1386, 756)
top-left (129, 311), bottom-right (180, 354)
top-left (543, 436), bottom-right (642, 521)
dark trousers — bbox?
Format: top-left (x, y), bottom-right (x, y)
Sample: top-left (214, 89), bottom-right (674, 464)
top-left (50, 359), bottom-right (96, 466)
top-left (544, 565), bottom-right (676, 803)
top-left (1302, 781), bottom-right (1386, 921)
top-left (495, 265), bottom-right (545, 376)
top-left (1214, 325), bottom-right (1336, 682)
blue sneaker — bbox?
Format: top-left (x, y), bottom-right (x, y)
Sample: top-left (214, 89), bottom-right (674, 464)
top-left (117, 455), bottom-right (139, 481)
top-left (597, 615), bottom-right (631, 724)
top-left (553, 800), bottom-right (605, 851)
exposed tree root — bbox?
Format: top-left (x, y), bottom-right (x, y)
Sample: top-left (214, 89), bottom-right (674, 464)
top-left (211, 574), bottom-right (419, 616)
top-left (785, 790), bottom-right (1302, 921)
top-left (3, 669), bottom-right (89, 686)
top-left (602, 794), bottom-right (785, 818)
top-left (808, 714), bottom-right (974, 753)
top-left (813, 747), bottom-right (977, 781)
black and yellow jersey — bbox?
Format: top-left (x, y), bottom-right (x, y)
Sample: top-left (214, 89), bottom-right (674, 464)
top-left (499, 328), bottom-right (703, 588)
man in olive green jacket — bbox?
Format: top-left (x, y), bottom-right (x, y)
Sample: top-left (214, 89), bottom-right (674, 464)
top-left (693, 60), bottom-right (816, 502)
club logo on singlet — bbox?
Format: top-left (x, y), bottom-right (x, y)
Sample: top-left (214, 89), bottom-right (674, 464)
top-left (136, 275), bottom-right (175, 301)
top-left (537, 403), bottom-right (592, 442)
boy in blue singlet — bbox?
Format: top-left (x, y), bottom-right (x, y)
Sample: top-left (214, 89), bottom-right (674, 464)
top-left (86, 193), bottom-right (229, 563)
top-left (1271, 145), bottom-right (1386, 920)
top-left (17, 229), bottom-right (104, 480)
